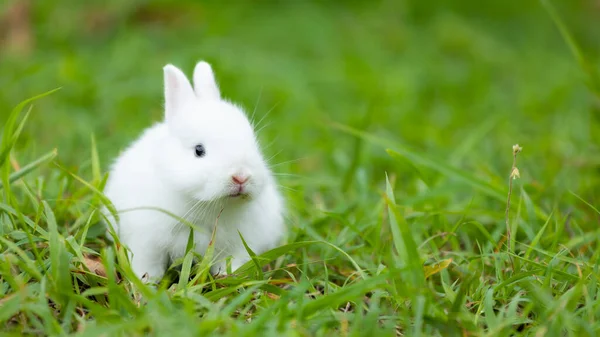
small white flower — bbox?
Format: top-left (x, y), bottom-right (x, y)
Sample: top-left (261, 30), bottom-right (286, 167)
top-left (512, 144), bottom-right (522, 153)
top-left (511, 167), bottom-right (520, 180)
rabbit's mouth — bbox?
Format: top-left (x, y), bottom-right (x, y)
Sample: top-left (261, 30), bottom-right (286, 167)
top-left (228, 185), bottom-right (250, 199)
top-left (228, 192), bottom-right (251, 200)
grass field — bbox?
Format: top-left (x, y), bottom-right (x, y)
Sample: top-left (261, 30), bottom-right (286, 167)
top-left (1, 0), bottom-right (600, 336)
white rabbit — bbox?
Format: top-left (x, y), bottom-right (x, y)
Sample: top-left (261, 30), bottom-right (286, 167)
top-left (101, 61), bottom-right (285, 282)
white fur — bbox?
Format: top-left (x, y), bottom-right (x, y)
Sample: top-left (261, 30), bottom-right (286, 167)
top-left (101, 61), bottom-right (285, 281)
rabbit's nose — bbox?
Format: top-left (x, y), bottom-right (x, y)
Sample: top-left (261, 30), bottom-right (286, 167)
top-left (232, 174), bottom-right (250, 185)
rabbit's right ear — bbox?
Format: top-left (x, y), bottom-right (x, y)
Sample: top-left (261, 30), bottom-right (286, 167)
top-left (163, 64), bottom-right (195, 123)
top-left (193, 61), bottom-right (220, 100)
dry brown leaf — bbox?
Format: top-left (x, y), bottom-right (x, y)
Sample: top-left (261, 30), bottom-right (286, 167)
top-left (82, 254), bottom-right (106, 277)
top-left (265, 292), bottom-right (280, 300)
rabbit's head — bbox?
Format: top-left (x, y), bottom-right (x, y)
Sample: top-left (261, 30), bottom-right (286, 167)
top-left (154, 62), bottom-right (272, 202)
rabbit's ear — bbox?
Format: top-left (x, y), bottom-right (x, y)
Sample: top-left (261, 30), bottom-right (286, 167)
top-left (193, 61), bottom-right (220, 100)
top-left (163, 64), bottom-right (195, 123)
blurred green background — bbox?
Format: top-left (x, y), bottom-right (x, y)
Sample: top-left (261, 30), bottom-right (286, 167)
top-left (2, 1), bottom-right (600, 334)
top-left (1, 0), bottom-right (599, 210)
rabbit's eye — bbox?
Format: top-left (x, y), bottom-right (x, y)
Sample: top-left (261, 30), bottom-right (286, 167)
top-left (194, 144), bottom-right (206, 158)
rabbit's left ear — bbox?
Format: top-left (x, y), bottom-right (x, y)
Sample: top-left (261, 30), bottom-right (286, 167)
top-left (193, 61), bottom-right (221, 100)
top-left (163, 64), bottom-right (195, 124)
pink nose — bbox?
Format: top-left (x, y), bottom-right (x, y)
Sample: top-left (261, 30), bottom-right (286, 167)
top-left (232, 174), bottom-right (249, 185)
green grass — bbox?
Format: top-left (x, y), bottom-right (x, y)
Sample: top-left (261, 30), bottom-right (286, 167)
top-left (1, 0), bottom-right (600, 336)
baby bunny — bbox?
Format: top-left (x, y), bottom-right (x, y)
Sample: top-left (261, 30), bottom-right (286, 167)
top-left (101, 61), bottom-right (285, 281)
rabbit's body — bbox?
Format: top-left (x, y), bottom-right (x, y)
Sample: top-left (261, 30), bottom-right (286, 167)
top-left (102, 61), bottom-right (285, 281)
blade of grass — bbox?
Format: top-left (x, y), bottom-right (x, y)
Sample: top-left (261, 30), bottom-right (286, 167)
top-left (0, 202), bottom-right (49, 238)
top-left (388, 148), bottom-right (504, 201)
top-left (384, 173), bottom-right (425, 290)
top-left (300, 274), bottom-right (387, 318)
top-left (541, 0), bottom-right (600, 95)
top-left (0, 290), bottom-right (26, 323)
top-left (177, 229), bottom-right (195, 290)
top-left (0, 149), bottom-right (57, 190)
top-left (90, 134), bottom-right (101, 183)
top-left (413, 295), bottom-right (426, 337)
top-left (341, 106), bottom-right (370, 192)
top-left (0, 237), bottom-right (43, 281)
top-left (570, 191), bottom-right (600, 215)
top-left (331, 122), bottom-right (506, 200)
top-left (233, 241), bottom-right (318, 275)
top-left (424, 258), bottom-right (453, 279)
top-left (220, 283), bottom-right (264, 316)
top-left (524, 211), bottom-right (553, 260)
top-left (237, 230), bottom-right (264, 279)
top-left (55, 162), bottom-right (120, 226)
top-left (0, 88), bottom-right (61, 168)
top-left (195, 212), bottom-right (220, 285)
top-left (483, 288), bottom-right (499, 331)
top-left (44, 201), bottom-right (71, 305)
